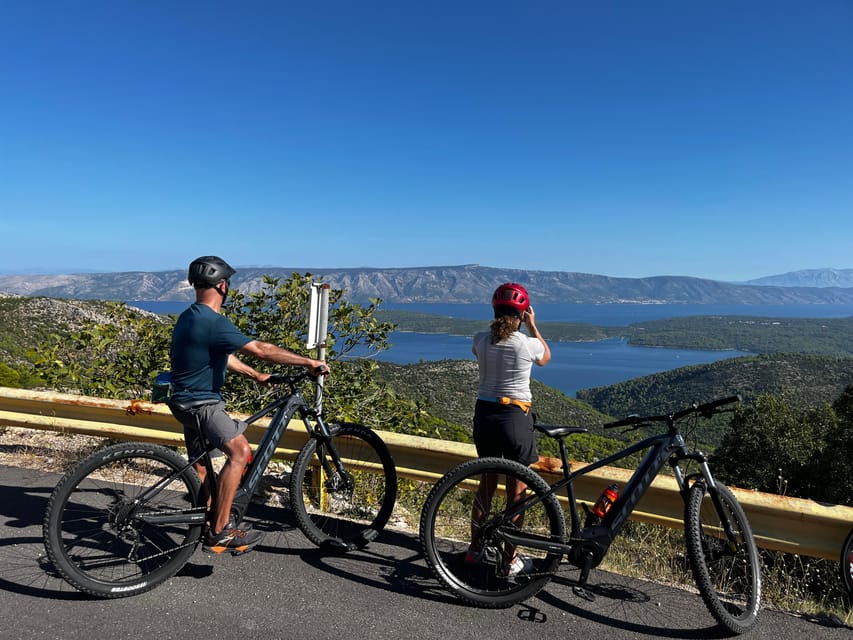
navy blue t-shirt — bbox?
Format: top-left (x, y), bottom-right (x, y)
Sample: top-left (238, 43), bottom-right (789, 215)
top-left (169, 303), bottom-right (252, 403)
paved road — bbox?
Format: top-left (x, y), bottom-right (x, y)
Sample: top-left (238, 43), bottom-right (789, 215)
top-left (1, 464), bottom-right (849, 640)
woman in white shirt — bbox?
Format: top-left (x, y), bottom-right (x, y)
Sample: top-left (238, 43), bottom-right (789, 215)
top-left (467, 282), bottom-right (551, 577)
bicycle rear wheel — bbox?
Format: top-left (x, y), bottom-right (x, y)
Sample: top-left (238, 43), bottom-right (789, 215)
top-left (43, 442), bottom-right (203, 598)
top-left (290, 422), bottom-right (397, 550)
top-left (419, 457), bottom-right (565, 608)
top-left (840, 528), bottom-right (853, 604)
top-left (684, 480), bottom-right (761, 634)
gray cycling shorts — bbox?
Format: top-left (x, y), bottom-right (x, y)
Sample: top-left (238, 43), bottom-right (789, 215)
top-left (169, 400), bottom-right (248, 460)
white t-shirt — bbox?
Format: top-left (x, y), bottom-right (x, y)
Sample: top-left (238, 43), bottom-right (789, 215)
top-left (472, 330), bottom-right (546, 402)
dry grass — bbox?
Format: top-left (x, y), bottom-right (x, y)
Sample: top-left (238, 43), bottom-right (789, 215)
top-left (0, 425), bottom-right (108, 473)
top-left (604, 519), bottom-right (853, 628)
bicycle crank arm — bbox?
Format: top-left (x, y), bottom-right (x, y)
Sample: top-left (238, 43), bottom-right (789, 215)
top-left (499, 529), bottom-right (571, 555)
top-left (137, 511), bottom-right (206, 526)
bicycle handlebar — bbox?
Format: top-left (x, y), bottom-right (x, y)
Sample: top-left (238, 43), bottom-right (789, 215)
top-left (267, 366), bottom-right (328, 388)
top-left (603, 395), bottom-right (741, 429)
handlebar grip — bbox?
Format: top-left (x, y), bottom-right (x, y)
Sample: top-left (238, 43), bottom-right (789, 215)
top-left (604, 414), bottom-right (641, 429)
top-left (700, 395), bottom-right (742, 413)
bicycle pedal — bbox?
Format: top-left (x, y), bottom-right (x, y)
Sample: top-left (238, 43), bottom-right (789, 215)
top-left (358, 528), bottom-right (378, 545)
top-left (203, 542), bottom-right (257, 556)
top-left (229, 546), bottom-right (255, 556)
top-left (320, 537), bottom-right (352, 553)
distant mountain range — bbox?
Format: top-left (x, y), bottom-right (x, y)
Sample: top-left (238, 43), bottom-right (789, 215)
top-left (1, 265), bottom-right (853, 305)
top-left (744, 268), bottom-right (853, 288)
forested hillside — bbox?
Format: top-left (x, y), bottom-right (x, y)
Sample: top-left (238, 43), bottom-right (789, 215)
top-left (374, 359), bottom-right (612, 429)
top-left (576, 353), bottom-right (853, 445)
top-left (374, 354), bottom-right (853, 450)
top-left (0, 295), bottom-right (164, 387)
top-left (373, 359), bottom-right (623, 460)
top-left (625, 315), bottom-right (853, 355)
top-left (0, 295), bottom-right (126, 365)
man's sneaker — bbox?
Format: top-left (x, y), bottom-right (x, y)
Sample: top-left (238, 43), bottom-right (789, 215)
top-left (204, 513), bottom-right (253, 533)
top-left (464, 546), bottom-right (498, 565)
top-left (499, 555), bottom-right (535, 578)
top-left (203, 526), bottom-right (264, 554)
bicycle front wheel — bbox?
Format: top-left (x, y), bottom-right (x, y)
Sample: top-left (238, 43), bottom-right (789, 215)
top-left (290, 423), bottom-right (397, 550)
top-left (840, 528), bottom-right (853, 604)
top-left (684, 480), bottom-right (761, 634)
top-left (43, 442), bottom-right (203, 598)
top-left (419, 457), bottom-right (565, 608)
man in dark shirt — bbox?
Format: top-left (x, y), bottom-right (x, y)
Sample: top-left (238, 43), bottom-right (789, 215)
top-left (169, 256), bottom-right (327, 553)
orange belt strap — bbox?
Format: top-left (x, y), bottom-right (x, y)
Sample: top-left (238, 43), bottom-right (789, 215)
top-left (498, 397), bottom-right (532, 413)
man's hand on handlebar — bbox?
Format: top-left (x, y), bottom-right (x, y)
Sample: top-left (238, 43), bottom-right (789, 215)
top-left (309, 363), bottom-right (330, 377)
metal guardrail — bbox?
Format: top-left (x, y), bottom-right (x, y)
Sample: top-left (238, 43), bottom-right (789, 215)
top-left (1, 386), bottom-right (851, 561)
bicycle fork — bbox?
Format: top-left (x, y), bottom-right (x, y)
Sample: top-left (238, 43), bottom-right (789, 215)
top-left (674, 452), bottom-right (740, 551)
top-left (311, 417), bottom-right (355, 493)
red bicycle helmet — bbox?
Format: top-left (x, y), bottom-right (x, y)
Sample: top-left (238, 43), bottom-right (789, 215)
top-left (492, 282), bottom-right (530, 316)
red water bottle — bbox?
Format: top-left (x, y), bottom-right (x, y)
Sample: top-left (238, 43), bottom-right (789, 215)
top-left (592, 483), bottom-right (619, 518)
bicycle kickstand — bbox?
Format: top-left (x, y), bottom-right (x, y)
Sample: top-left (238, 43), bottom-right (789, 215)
top-left (572, 549), bottom-right (596, 602)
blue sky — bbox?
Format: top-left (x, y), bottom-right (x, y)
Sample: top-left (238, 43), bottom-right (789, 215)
top-left (1, 1), bottom-right (851, 281)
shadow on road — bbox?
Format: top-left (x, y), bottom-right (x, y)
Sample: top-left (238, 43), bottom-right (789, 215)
top-left (0, 470), bottom-right (214, 600)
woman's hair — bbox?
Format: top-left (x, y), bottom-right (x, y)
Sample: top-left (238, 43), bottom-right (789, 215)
top-left (490, 314), bottom-right (519, 344)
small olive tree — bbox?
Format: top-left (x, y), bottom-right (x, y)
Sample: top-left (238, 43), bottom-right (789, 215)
top-left (711, 392), bottom-right (845, 503)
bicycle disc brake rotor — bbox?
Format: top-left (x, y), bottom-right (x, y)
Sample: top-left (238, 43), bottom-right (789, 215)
top-left (325, 470), bottom-right (355, 492)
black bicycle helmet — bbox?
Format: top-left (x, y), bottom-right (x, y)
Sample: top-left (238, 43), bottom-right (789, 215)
top-left (187, 256), bottom-right (236, 288)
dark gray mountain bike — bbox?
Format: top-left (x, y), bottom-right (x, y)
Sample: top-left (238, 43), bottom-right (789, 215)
top-left (43, 369), bottom-right (397, 598)
top-left (419, 396), bottom-right (761, 635)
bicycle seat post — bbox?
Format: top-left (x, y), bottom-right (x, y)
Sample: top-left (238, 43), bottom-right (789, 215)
top-left (557, 437), bottom-right (571, 478)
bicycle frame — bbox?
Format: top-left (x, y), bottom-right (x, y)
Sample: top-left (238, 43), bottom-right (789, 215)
top-left (137, 376), bottom-right (339, 528)
top-left (499, 418), bottom-right (719, 572)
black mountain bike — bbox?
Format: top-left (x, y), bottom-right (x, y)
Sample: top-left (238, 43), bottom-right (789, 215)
top-left (419, 396), bottom-right (761, 635)
top-left (43, 369), bottom-right (397, 598)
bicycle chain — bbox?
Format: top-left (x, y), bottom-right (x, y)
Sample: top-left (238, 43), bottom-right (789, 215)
top-left (129, 537), bottom-right (200, 564)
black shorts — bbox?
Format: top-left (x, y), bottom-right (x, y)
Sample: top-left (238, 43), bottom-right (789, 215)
top-left (169, 400), bottom-right (248, 460)
top-left (472, 399), bottom-right (538, 466)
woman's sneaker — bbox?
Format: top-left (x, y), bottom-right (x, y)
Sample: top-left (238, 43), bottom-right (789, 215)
top-left (499, 555), bottom-right (535, 578)
top-left (203, 526), bottom-right (264, 554)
